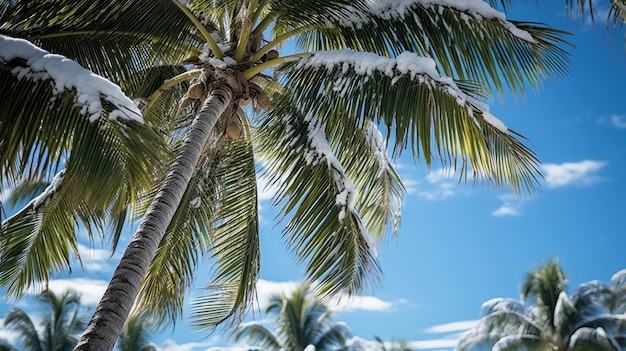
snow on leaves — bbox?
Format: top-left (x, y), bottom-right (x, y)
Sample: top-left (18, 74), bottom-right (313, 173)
top-left (0, 35), bottom-right (142, 123)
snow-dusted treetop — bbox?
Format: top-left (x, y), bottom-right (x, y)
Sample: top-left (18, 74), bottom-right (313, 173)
top-left (343, 0), bottom-right (536, 43)
top-left (0, 35), bottom-right (142, 123)
top-left (297, 49), bottom-right (509, 134)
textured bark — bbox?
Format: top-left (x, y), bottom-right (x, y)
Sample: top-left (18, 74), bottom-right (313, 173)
top-left (74, 85), bottom-right (235, 351)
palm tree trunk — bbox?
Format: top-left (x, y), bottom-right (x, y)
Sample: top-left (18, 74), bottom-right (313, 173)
top-left (74, 84), bottom-right (235, 351)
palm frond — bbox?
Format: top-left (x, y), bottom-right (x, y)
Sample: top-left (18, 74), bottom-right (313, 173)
top-left (521, 260), bottom-right (568, 327)
top-left (134, 131), bottom-right (224, 328)
top-left (568, 327), bottom-right (620, 351)
top-left (191, 118), bottom-right (260, 331)
top-left (235, 324), bottom-right (282, 350)
top-left (278, 50), bottom-right (541, 194)
top-left (258, 98), bottom-right (381, 297)
top-left (333, 120), bottom-right (404, 240)
top-left (2, 0), bottom-right (199, 83)
top-left (4, 309), bottom-right (42, 351)
top-left (492, 334), bottom-right (550, 351)
top-left (297, 0), bottom-right (571, 98)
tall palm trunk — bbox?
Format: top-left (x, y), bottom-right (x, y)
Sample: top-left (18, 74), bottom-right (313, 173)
top-left (74, 84), bottom-right (236, 351)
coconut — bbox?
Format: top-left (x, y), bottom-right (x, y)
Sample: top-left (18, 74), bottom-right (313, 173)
top-left (256, 92), bottom-right (270, 109)
top-left (179, 97), bottom-right (194, 109)
top-left (226, 123), bottom-right (241, 139)
top-left (239, 96), bottom-right (252, 105)
top-left (266, 50), bottom-right (279, 60)
top-left (187, 83), bottom-right (206, 100)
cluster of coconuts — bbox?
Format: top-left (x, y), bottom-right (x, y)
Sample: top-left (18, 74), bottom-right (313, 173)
top-left (178, 49), bottom-right (280, 140)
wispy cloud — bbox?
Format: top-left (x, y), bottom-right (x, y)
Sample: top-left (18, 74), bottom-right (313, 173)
top-left (415, 169), bottom-right (460, 201)
top-left (27, 278), bottom-right (109, 306)
top-left (157, 337), bottom-right (222, 351)
top-left (490, 160), bottom-right (607, 216)
top-left (491, 194), bottom-right (524, 217)
top-left (0, 320), bottom-right (19, 345)
top-left (599, 114), bottom-right (626, 129)
top-left (76, 243), bottom-right (117, 272)
top-left (424, 320), bottom-right (479, 334)
top-left (541, 160), bottom-right (607, 188)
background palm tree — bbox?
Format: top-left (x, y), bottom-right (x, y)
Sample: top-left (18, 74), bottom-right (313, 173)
top-left (234, 285), bottom-right (351, 351)
top-left (115, 313), bottom-right (156, 351)
top-left (1, 1), bottom-right (574, 350)
top-left (456, 260), bottom-right (626, 351)
top-left (0, 290), bottom-right (86, 351)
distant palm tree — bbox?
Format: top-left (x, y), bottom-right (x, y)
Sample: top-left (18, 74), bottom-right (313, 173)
top-left (116, 314), bottom-right (156, 351)
top-left (374, 336), bottom-right (413, 351)
top-left (456, 260), bottom-right (626, 351)
top-left (0, 290), bottom-right (86, 351)
top-left (235, 285), bottom-right (350, 351)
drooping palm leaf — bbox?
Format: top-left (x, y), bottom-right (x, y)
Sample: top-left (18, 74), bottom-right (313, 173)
top-left (278, 50), bottom-right (541, 194)
top-left (0, 36), bottom-right (167, 295)
top-left (191, 117), bottom-right (260, 330)
top-left (296, 0), bottom-right (571, 98)
top-left (259, 99), bottom-right (381, 297)
top-left (1, 0), bottom-right (200, 84)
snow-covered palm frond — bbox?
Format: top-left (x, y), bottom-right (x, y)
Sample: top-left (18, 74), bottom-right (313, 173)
top-left (235, 324), bottom-right (282, 351)
top-left (279, 50), bottom-right (540, 194)
top-left (191, 122), bottom-right (260, 331)
top-left (568, 327), bottom-right (620, 351)
top-left (554, 291), bottom-right (578, 342)
top-left (1, 0), bottom-right (198, 83)
top-left (480, 298), bottom-right (528, 317)
top-left (492, 334), bottom-right (550, 351)
top-left (299, 0), bottom-right (570, 98)
top-left (258, 100), bottom-right (381, 297)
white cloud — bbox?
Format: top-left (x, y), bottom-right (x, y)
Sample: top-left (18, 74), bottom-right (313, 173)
top-left (492, 205), bottom-right (520, 217)
top-left (327, 295), bottom-right (393, 312)
top-left (541, 160), bottom-right (607, 188)
top-left (29, 278), bottom-right (109, 306)
top-left (605, 114), bottom-right (626, 129)
top-left (157, 338), bottom-right (222, 351)
top-left (0, 326), bottom-right (19, 345)
top-left (424, 320), bottom-right (479, 334)
top-left (491, 194), bottom-right (524, 217)
top-left (254, 280), bottom-right (396, 313)
top-left (409, 338), bottom-right (459, 350)
top-left (256, 173), bottom-right (281, 202)
top-left (415, 169), bottom-right (460, 200)
top-left (76, 243), bottom-right (116, 273)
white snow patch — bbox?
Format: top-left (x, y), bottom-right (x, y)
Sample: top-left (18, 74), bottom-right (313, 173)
top-left (298, 50), bottom-right (509, 134)
top-left (31, 170), bottom-right (65, 209)
top-left (340, 0), bottom-right (536, 43)
top-left (0, 35), bottom-right (142, 123)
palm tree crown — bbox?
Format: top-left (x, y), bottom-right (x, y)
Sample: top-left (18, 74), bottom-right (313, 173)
top-left (0, 0), bottom-right (582, 350)
top-left (234, 285), bottom-right (351, 351)
top-left (0, 290), bottom-right (86, 351)
top-left (456, 260), bottom-right (626, 351)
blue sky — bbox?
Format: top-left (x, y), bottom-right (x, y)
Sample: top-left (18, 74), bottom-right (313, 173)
top-left (1, 1), bottom-right (625, 351)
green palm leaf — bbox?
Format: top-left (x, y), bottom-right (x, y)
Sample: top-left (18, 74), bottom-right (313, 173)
top-left (297, 0), bottom-right (571, 98)
top-left (0, 36), bottom-right (167, 296)
top-left (279, 50), bottom-right (540, 193)
top-left (1, 0), bottom-right (199, 83)
top-left (191, 117), bottom-right (260, 330)
top-left (259, 100), bottom-right (381, 297)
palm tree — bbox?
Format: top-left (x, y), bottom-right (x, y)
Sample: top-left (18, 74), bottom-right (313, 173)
top-left (234, 285), bottom-right (350, 351)
top-left (1, 1), bottom-right (574, 350)
top-left (0, 290), bottom-right (86, 351)
top-left (115, 314), bottom-right (156, 351)
top-left (456, 260), bottom-right (626, 351)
